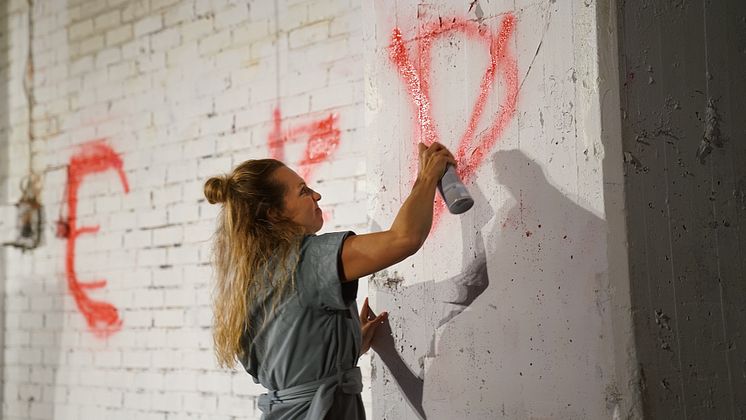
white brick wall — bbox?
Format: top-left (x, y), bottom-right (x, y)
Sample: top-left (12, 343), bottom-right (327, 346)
top-left (0, 0), bottom-right (368, 419)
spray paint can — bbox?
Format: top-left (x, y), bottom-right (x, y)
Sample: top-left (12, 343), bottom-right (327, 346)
top-left (437, 164), bottom-right (474, 214)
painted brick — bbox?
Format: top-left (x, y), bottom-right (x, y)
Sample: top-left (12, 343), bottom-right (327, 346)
top-left (214, 5), bottom-right (250, 30)
top-left (232, 374), bottom-right (265, 395)
top-left (156, 390), bottom-right (183, 412)
top-left (94, 10), bottom-right (121, 31)
top-left (134, 15), bottom-right (163, 38)
top-left (151, 27), bottom-right (181, 52)
top-left (123, 350), bottom-right (151, 368)
top-left (181, 392), bottom-right (218, 414)
top-left (183, 138), bottom-right (216, 159)
top-left (167, 202), bottom-right (200, 224)
top-left (198, 113), bottom-right (233, 135)
top-left (198, 30), bottom-right (231, 56)
top-left (278, 3), bottom-right (309, 29)
top-left (106, 25), bottom-right (133, 46)
top-left (162, 288), bottom-right (194, 308)
top-left (153, 309), bottom-right (184, 327)
top-left (94, 350), bottom-right (122, 368)
top-left (232, 18), bottom-right (270, 44)
top-left (152, 185), bottom-right (183, 207)
top-left (123, 391), bottom-right (152, 411)
top-left (166, 244), bottom-right (199, 265)
top-left (288, 21), bottom-right (329, 49)
top-left (315, 179), bottom-right (354, 205)
top-left (137, 247), bottom-right (167, 267)
top-left (135, 50), bottom-right (166, 72)
top-left (181, 17), bottom-right (215, 42)
top-left (163, 2), bottom-right (195, 27)
top-left (136, 209), bottom-right (168, 229)
top-left (329, 200), bottom-right (368, 226)
top-left (108, 60), bottom-right (136, 81)
top-left (152, 348), bottom-right (182, 369)
top-left (68, 19), bottom-right (94, 41)
top-left (152, 0), bottom-right (181, 12)
top-left (216, 394), bottom-right (251, 417)
top-left (1, 1), bottom-right (369, 420)
top-left (166, 40), bottom-right (199, 67)
top-left (121, 0), bottom-right (151, 23)
top-left (94, 47), bottom-right (121, 68)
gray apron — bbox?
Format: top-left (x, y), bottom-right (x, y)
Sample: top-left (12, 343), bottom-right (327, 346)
top-left (239, 231), bottom-right (365, 419)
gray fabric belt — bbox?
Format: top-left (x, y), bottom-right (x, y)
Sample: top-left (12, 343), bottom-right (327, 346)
top-left (258, 366), bottom-right (362, 418)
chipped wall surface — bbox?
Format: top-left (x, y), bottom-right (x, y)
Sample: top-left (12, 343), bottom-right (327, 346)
top-left (363, 1), bottom-right (638, 418)
top-left (618, 0), bottom-right (746, 418)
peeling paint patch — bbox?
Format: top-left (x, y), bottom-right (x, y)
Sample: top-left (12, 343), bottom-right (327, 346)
top-left (371, 270), bottom-right (405, 290)
top-left (654, 309), bottom-right (671, 331)
top-left (696, 98), bottom-right (724, 164)
top-left (623, 151), bottom-right (647, 173)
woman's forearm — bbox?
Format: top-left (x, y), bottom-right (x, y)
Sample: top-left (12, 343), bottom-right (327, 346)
top-left (389, 175), bottom-right (439, 251)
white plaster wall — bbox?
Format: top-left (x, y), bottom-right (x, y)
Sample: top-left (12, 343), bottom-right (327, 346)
top-left (363, 1), bottom-right (637, 418)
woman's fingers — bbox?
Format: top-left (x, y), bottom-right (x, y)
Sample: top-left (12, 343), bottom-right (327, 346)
top-left (360, 297), bottom-right (370, 321)
top-left (359, 302), bottom-right (388, 356)
top-left (364, 312), bottom-right (388, 335)
top-left (360, 297), bottom-right (387, 326)
top-left (416, 142), bottom-right (459, 182)
top-left (374, 312), bottom-right (388, 324)
top-left (419, 143), bottom-right (456, 165)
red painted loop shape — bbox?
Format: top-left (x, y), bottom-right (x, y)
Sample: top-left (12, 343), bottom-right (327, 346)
top-left (389, 13), bottom-right (519, 229)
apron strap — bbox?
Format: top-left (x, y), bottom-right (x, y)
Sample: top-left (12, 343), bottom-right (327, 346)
top-left (257, 366), bottom-right (363, 414)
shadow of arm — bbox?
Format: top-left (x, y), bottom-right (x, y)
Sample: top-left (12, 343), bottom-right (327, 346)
top-left (372, 320), bottom-right (427, 420)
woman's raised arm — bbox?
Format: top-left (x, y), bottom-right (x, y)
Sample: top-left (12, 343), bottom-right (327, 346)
top-left (339, 142), bottom-right (456, 282)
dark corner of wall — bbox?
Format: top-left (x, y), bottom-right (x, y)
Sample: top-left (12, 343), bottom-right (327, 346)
top-left (615, 0), bottom-right (746, 418)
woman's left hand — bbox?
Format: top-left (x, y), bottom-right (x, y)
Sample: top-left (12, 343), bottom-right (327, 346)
top-left (359, 297), bottom-right (388, 356)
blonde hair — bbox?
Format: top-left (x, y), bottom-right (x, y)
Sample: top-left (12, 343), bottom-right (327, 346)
top-left (204, 159), bottom-right (305, 368)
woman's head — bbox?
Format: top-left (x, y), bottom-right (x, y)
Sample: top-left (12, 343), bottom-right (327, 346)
top-left (271, 165), bottom-right (324, 234)
top-left (204, 159), bottom-right (323, 368)
top-left (204, 159), bottom-right (323, 235)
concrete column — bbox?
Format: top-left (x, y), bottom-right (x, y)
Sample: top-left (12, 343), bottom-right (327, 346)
top-left (618, 0), bottom-right (746, 418)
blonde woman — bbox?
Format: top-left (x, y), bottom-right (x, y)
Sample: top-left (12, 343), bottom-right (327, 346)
top-left (204, 142), bottom-right (456, 419)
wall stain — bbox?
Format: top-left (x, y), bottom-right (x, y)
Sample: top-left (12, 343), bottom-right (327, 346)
top-left (696, 98), bottom-right (724, 164)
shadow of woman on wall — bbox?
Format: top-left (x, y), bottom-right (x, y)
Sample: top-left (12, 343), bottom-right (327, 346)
top-left (371, 149), bottom-right (608, 419)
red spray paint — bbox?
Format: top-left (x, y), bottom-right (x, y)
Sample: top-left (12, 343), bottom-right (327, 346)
top-left (65, 140), bottom-right (129, 338)
top-left (267, 107), bottom-right (341, 181)
top-left (389, 14), bottom-right (519, 229)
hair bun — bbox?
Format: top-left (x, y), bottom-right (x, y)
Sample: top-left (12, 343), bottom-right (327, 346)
top-left (204, 176), bottom-right (229, 204)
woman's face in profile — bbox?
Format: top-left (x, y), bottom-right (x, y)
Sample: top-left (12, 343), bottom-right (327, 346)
top-left (273, 166), bottom-right (324, 234)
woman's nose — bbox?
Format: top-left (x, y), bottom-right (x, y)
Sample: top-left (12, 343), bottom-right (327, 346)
top-left (313, 191), bottom-right (321, 201)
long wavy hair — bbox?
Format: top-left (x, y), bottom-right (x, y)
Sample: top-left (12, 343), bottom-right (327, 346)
top-left (204, 159), bottom-right (305, 368)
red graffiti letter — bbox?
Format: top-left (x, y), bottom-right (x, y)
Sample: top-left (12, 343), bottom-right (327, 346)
top-left (389, 13), bottom-right (519, 229)
top-left (267, 106), bottom-right (341, 181)
top-left (66, 140), bottom-right (129, 338)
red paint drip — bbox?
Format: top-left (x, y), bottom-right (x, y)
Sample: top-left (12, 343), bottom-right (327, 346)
top-left (389, 14), bottom-right (518, 230)
top-left (267, 107), bottom-right (341, 181)
top-left (65, 140), bottom-right (129, 338)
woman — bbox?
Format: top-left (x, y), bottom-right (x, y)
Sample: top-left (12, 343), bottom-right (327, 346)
top-left (204, 142), bottom-right (457, 419)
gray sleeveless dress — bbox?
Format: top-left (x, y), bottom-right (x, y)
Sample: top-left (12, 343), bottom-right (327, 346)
top-left (239, 231), bottom-right (365, 419)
